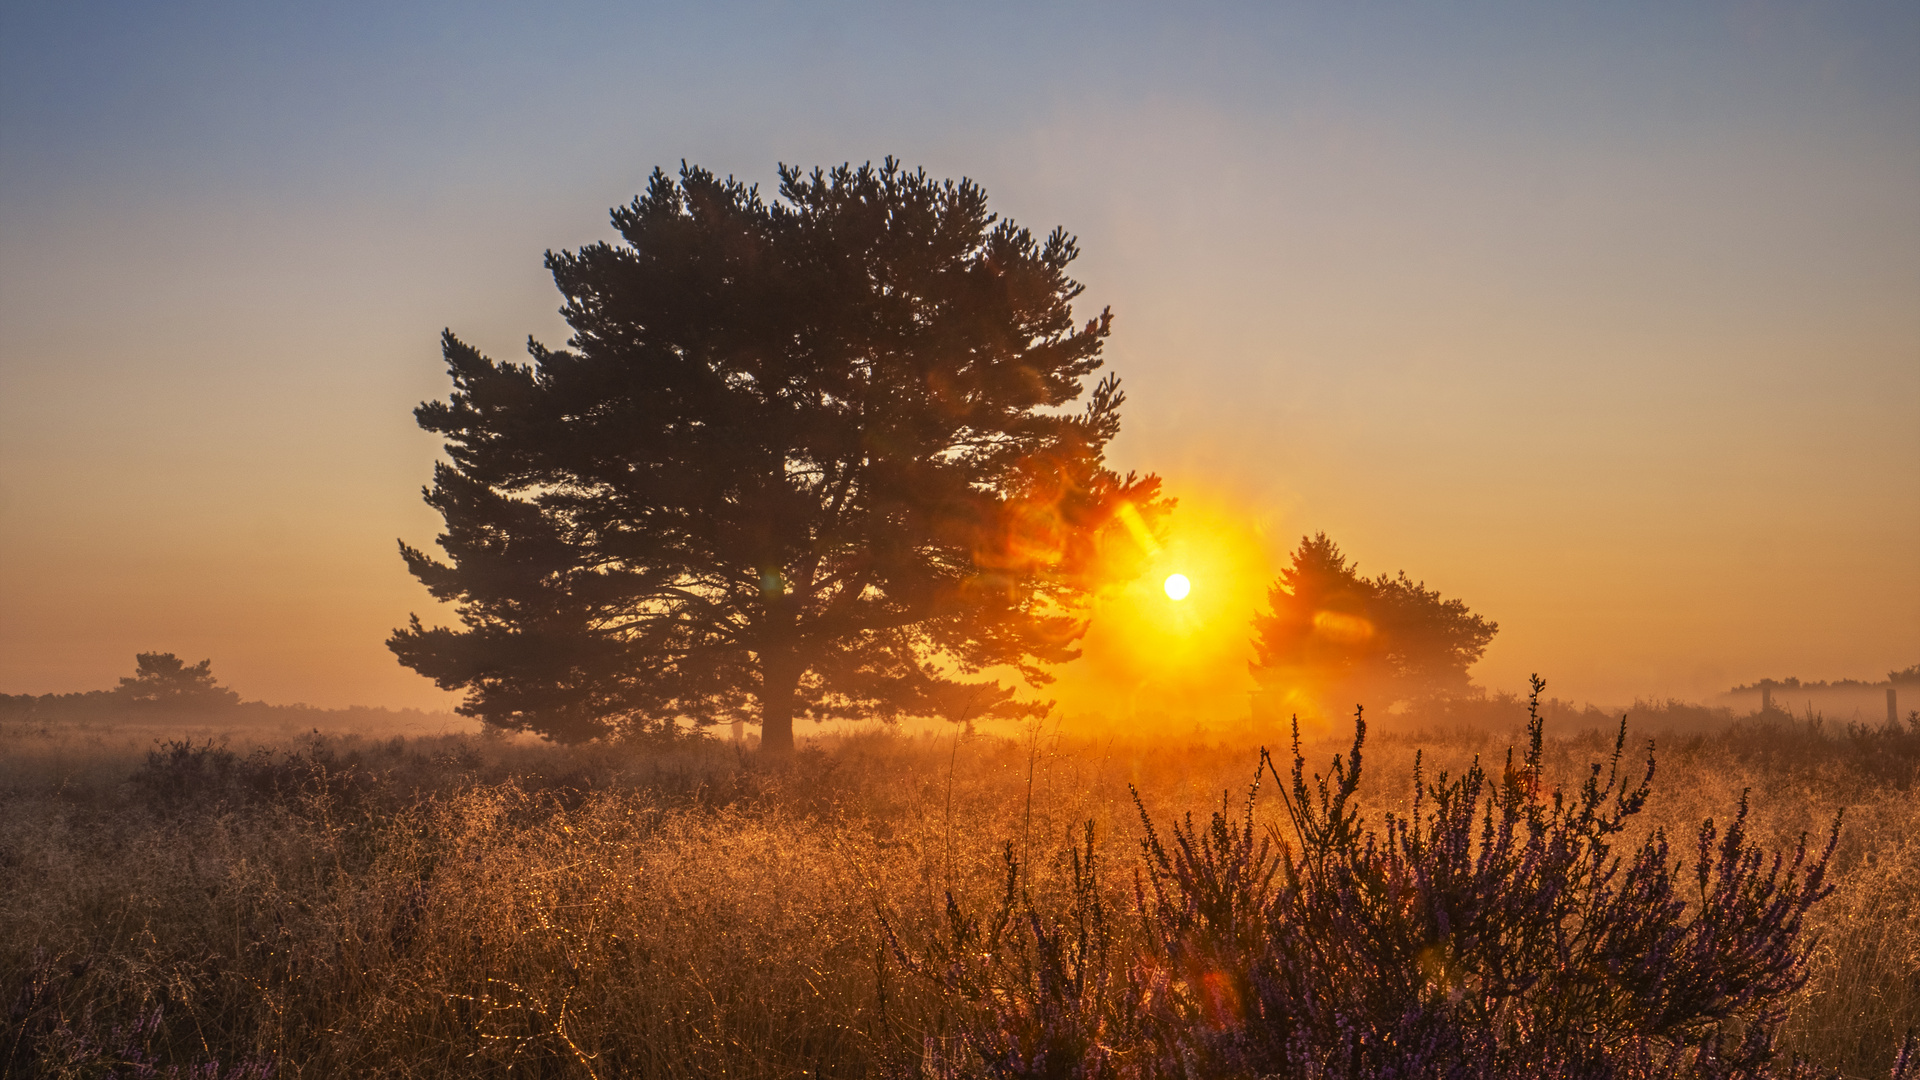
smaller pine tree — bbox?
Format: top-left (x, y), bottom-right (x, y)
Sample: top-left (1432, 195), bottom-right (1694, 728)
top-left (115, 652), bottom-right (240, 709)
top-left (1252, 533), bottom-right (1496, 717)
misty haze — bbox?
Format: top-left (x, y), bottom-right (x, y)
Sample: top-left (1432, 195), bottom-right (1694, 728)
top-left (2, 4), bottom-right (1915, 1078)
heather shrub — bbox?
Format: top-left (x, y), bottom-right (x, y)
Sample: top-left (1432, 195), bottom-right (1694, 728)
top-left (885, 827), bottom-right (1146, 1080)
top-left (5, 950), bottom-right (277, 1078)
top-left (899, 680), bottom-right (1911, 1080)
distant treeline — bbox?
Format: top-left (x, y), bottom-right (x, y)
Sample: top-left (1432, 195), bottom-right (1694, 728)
top-left (1383, 679), bottom-right (1916, 736)
top-left (1395, 691), bottom-right (1745, 733)
top-left (1731, 663), bottom-right (1920, 692)
top-left (0, 691), bottom-right (462, 728)
top-left (0, 652), bottom-right (463, 729)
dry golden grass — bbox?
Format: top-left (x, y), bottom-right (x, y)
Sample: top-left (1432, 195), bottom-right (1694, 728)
top-left (2, 711), bottom-right (1914, 1077)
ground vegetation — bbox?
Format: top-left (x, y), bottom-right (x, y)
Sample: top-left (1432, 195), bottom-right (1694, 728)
top-left (2, 692), bottom-right (1915, 1078)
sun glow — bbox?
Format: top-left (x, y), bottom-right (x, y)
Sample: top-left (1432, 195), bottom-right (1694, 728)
top-left (1033, 491), bottom-right (1285, 732)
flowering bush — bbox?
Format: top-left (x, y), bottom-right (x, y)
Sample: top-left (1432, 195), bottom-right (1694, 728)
top-left (896, 678), bottom-right (1913, 1080)
top-left (5, 951), bottom-right (277, 1078)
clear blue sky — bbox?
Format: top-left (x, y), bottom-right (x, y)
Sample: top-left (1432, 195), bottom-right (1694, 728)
top-left (3, 1), bottom-right (1916, 712)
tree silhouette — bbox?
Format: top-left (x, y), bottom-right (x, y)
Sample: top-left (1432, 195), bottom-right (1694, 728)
top-left (115, 652), bottom-right (241, 709)
top-left (1251, 534), bottom-right (1495, 715)
top-left (391, 160), bottom-right (1164, 750)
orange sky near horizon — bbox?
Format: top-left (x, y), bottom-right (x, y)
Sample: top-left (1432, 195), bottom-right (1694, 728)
top-left (2, 4), bottom-right (1915, 720)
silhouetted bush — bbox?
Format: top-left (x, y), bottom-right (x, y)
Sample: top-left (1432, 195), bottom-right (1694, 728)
top-left (886, 827), bottom-right (1143, 1079)
top-left (898, 680), bottom-right (1911, 1080)
top-left (5, 950), bottom-right (277, 1078)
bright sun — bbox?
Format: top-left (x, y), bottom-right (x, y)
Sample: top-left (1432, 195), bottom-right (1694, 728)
top-left (1163, 573), bottom-right (1191, 601)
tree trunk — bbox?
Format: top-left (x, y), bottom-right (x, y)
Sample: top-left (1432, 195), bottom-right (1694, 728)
top-left (759, 650), bottom-right (801, 756)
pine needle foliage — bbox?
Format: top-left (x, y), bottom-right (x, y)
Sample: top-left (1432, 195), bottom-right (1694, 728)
top-left (389, 160), bottom-right (1165, 750)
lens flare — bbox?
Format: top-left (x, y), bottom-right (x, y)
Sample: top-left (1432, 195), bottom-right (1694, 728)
top-left (1311, 609), bottom-right (1375, 644)
top-left (1163, 573), bottom-right (1191, 601)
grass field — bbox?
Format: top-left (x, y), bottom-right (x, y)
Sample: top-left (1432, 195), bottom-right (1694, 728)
top-left (2, 704), bottom-right (1915, 1078)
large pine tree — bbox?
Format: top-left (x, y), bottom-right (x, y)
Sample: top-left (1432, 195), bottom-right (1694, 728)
top-left (391, 161), bottom-right (1163, 750)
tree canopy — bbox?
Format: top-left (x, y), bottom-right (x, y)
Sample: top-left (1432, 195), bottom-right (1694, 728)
top-left (115, 652), bottom-right (241, 709)
top-left (391, 160), bottom-right (1164, 749)
top-left (1251, 534), bottom-right (1496, 716)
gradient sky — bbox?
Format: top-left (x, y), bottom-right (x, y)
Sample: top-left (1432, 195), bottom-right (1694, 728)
top-left (3, 1), bottom-right (1916, 716)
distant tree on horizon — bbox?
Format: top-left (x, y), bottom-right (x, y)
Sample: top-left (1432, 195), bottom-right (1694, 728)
top-left (391, 160), bottom-right (1166, 750)
top-left (115, 652), bottom-right (241, 709)
top-left (1251, 533), bottom-right (1496, 717)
